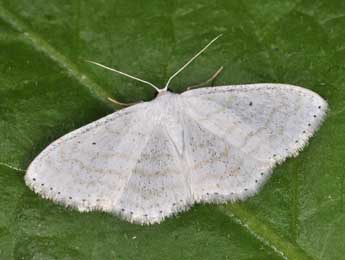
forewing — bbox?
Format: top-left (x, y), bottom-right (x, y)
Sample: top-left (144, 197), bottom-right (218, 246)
top-left (181, 84), bottom-right (327, 201)
top-left (25, 103), bottom-right (153, 213)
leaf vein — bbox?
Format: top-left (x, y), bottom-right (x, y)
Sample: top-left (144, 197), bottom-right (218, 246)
top-left (221, 204), bottom-right (314, 260)
top-left (0, 5), bottom-right (111, 106)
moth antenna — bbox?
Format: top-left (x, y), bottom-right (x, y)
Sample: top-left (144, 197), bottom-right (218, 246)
top-left (85, 60), bottom-right (161, 93)
top-left (163, 34), bottom-right (223, 91)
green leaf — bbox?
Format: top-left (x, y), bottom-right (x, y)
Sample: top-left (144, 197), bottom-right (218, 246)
top-left (0, 0), bottom-right (344, 259)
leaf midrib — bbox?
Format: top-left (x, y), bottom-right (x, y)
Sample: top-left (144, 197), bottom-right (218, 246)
top-left (0, 4), bottom-right (314, 260)
top-left (0, 4), bottom-right (111, 106)
top-left (222, 204), bottom-right (314, 260)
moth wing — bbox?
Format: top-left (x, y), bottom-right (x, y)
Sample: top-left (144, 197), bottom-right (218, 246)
top-left (26, 98), bottom-right (193, 224)
top-left (181, 84), bottom-right (327, 201)
top-left (25, 103), bottom-right (154, 213)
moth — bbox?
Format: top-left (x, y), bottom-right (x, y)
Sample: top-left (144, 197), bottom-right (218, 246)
top-left (25, 35), bottom-right (327, 224)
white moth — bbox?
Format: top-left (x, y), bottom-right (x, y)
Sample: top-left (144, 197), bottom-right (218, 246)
top-left (25, 35), bottom-right (328, 224)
